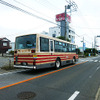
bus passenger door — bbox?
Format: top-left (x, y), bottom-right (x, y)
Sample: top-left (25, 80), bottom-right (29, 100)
top-left (50, 40), bottom-right (54, 52)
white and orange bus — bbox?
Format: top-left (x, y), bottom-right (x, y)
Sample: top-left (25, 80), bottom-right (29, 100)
top-left (14, 33), bottom-right (78, 69)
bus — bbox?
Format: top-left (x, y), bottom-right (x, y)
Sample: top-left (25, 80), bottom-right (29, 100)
top-left (14, 33), bottom-right (78, 69)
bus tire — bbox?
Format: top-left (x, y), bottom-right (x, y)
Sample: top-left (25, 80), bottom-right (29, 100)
top-left (72, 57), bottom-right (76, 64)
top-left (55, 59), bottom-right (61, 69)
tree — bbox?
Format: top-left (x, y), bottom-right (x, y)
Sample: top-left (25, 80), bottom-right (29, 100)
top-left (57, 36), bottom-right (71, 42)
top-left (76, 48), bottom-right (81, 54)
top-left (84, 48), bottom-right (98, 56)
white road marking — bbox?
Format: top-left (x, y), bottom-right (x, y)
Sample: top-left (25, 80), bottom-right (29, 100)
top-left (96, 67), bottom-right (100, 71)
top-left (95, 86), bottom-right (100, 100)
top-left (0, 70), bottom-right (28, 76)
top-left (68, 91), bottom-right (80, 100)
top-left (89, 66), bottom-right (100, 78)
top-left (89, 76), bottom-right (92, 78)
top-left (89, 60), bottom-right (93, 62)
top-left (94, 60), bottom-right (98, 62)
top-left (81, 60), bottom-right (84, 61)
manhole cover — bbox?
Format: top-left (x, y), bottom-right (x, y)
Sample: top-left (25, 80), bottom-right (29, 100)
top-left (17, 91), bottom-right (36, 99)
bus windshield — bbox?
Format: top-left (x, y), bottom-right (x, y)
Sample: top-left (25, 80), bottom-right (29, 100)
top-left (15, 34), bottom-right (36, 49)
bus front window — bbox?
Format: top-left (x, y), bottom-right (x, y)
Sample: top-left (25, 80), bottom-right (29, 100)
top-left (15, 34), bottom-right (36, 49)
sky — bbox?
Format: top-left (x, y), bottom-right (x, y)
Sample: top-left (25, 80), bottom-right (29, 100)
top-left (0, 0), bottom-right (100, 48)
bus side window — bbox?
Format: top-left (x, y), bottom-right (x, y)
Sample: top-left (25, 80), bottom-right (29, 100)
top-left (66, 43), bottom-right (69, 52)
top-left (59, 42), bottom-right (63, 52)
top-left (62, 43), bottom-right (66, 52)
top-left (72, 45), bottom-right (76, 52)
top-left (69, 44), bottom-right (72, 52)
top-left (40, 37), bottom-right (49, 52)
top-left (54, 41), bottom-right (59, 52)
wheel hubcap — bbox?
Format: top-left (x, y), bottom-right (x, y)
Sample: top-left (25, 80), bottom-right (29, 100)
top-left (56, 61), bottom-right (60, 68)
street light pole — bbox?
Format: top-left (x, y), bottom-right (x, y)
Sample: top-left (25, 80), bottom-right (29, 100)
top-left (83, 37), bottom-right (84, 56)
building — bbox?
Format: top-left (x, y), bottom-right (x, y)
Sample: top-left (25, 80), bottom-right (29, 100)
top-left (49, 25), bottom-right (75, 43)
top-left (0, 37), bottom-right (11, 55)
top-left (49, 26), bottom-right (61, 37)
top-left (41, 31), bottom-right (49, 35)
top-left (94, 35), bottom-right (100, 53)
top-left (8, 42), bottom-right (15, 52)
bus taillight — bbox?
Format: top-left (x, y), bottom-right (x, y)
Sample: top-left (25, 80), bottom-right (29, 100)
top-left (31, 50), bottom-right (35, 53)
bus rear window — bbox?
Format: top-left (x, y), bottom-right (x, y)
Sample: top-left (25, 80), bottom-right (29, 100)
top-left (15, 34), bottom-right (36, 49)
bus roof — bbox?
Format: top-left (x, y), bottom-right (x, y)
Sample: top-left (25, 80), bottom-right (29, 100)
top-left (16, 33), bottom-right (76, 45)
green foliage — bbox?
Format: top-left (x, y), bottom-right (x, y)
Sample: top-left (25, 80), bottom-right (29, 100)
top-left (57, 36), bottom-right (71, 42)
top-left (76, 48), bottom-right (81, 54)
top-left (57, 36), bottom-right (65, 40)
top-left (9, 50), bottom-right (14, 55)
top-left (1, 61), bottom-right (14, 70)
top-left (84, 48), bottom-right (98, 57)
top-left (1, 65), bottom-right (14, 70)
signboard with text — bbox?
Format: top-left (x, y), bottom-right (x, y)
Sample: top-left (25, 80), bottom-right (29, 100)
top-left (56, 13), bottom-right (71, 23)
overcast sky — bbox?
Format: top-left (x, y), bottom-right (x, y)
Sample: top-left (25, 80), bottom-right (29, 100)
top-left (0, 0), bottom-right (100, 48)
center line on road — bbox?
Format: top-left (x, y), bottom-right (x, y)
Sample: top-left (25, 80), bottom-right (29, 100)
top-left (68, 91), bottom-right (80, 100)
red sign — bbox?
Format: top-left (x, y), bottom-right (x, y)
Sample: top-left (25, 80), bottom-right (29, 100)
top-left (56, 13), bottom-right (71, 23)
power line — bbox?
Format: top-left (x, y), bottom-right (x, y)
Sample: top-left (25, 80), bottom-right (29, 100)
top-left (13, 0), bottom-right (55, 21)
top-left (0, 0), bottom-right (57, 25)
top-left (34, 0), bottom-right (62, 13)
top-left (0, 0), bottom-right (92, 46)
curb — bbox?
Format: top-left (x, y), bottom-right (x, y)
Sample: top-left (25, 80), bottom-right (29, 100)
top-left (95, 86), bottom-right (100, 100)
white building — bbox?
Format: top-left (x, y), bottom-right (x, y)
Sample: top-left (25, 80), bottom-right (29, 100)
top-left (49, 26), bottom-right (61, 37)
top-left (41, 31), bottom-right (49, 35)
top-left (49, 25), bottom-right (75, 43)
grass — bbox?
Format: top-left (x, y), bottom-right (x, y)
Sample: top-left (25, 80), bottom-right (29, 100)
top-left (1, 62), bottom-right (15, 70)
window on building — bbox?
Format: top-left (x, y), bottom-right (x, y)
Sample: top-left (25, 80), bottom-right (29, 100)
top-left (52, 34), bottom-right (56, 37)
top-left (3, 42), bottom-right (7, 46)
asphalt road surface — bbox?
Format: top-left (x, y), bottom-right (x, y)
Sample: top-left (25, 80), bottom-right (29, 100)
top-left (0, 56), bottom-right (100, 100)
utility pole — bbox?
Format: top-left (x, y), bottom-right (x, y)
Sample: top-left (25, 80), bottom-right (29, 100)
top-left (65, 0), bottom-right (78, 41)
top-left (65, 5), bottom-right (70, 40)
top-left (92, 42), bottom-right (93, 56)
top-left (83, 37), bottom-right (84, 56)
top-left (65, 5), bottom-right (69, 40)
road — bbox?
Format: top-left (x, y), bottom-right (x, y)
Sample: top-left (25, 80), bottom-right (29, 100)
top-left (0, 56), bottom-right (100, 100)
